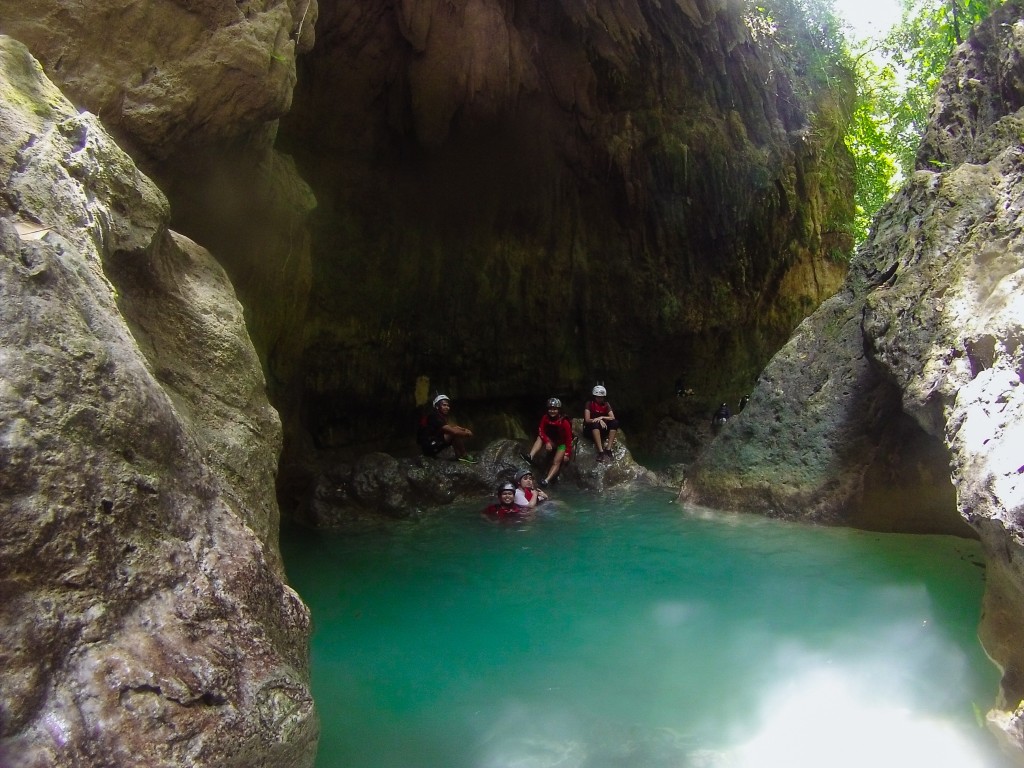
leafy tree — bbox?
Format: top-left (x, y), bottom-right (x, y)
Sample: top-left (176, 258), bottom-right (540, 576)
top-left (845, 0), bottom-right (1002, 241)
top-left (845, 55), bottom-right (901, 240)
top-left (882, 0), bottom-right (1000, 171)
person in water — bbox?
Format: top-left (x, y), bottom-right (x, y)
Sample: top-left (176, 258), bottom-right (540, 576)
top-left (520, 397), bottom-right (573, 487)
top-left (514, 468), bottom-right (547, 509)
top-left (417, 394), bottom-right (476, 463)
top-left (712, 402), bottom-right (731, 428)
top-left (484, 482), bottom-right (523, 519)
top-left (584, 385), bottom-right (619, 463)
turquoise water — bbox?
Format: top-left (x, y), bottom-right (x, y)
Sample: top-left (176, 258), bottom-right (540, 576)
top-left (281, 489), bottom-right (1008, 768)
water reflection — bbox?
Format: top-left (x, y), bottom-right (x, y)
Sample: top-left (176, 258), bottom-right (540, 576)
top-left (281, 490), bottom-right (1006, 767)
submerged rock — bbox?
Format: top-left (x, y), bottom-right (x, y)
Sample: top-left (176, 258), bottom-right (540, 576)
top-left (0, 38), bottom-right (316, 767)
top-left (684, 4), bottom-right (1024, 760)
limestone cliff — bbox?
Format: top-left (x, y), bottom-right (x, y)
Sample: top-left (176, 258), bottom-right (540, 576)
top-left (0, 0), bottom-right (854, 488)
top-left (683, 3), bottom-right (1024, 759)
top-left (0, 0), bottom-right (321, 387)
top-left (276, 0), bottom-right (853, 458)
top-left (0, 38), bottom-right (316, 767)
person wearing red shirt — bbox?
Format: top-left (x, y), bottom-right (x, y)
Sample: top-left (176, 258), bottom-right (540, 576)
top-left (520, 397), bottom-right (573, 487)
top-left (483, 483), bottom-right (526, 519)
top-left (584, 385), bottom-right (619, 463)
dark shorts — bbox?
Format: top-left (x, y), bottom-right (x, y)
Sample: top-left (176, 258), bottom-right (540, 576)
top-left (585, 419), bottom-right (619, 433)
top-left (422, 437), bottom-right (449, 456)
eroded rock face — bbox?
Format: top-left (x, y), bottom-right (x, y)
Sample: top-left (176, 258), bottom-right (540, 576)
top-left (684, 4), bottom-right (1024, 760)
top-left (0, 0), bottom-right (317, 159)
top-left (0, 0), bottom-right (321, 392)
top-left (0, 38), bottom-right (316, 767)
top-left (276, 0), bottom-right (853, 460)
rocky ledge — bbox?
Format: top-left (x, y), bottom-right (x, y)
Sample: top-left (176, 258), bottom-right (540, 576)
top-left (291, 426), bottom-right (658, 527)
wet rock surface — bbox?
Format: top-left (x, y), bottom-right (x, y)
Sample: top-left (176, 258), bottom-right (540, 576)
top-left (277, 0), bottom-right (853, 463)
top-left (0, 38), bottom-right (316, 768)
top-left (297, 430), bottom-right (659, 528)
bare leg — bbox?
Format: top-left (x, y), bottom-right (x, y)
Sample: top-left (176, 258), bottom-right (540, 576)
top-left (448, 434), bottom-right (467, 458)
top-left (671, 478), bottom-right (689, 504)
top-left (606, 429), bottom-right (618, 453)
top-left (546, 447), bottom-right (566, 483)
top-left (526, 436), bottom-right (544, 463)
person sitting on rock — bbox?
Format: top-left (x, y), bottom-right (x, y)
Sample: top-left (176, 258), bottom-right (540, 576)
top-left (484, 482), bottom-right (524, 519)
top-left (584, 385), bottom-right (620, 463)
top-left (712, 402), bottom-right (731, 429)
top-left (520, 397), bottom-right (573, 487)
top-left (417, 394), bottom-right (476, 463)
top-left (514, 468), bottom-right (548, 508)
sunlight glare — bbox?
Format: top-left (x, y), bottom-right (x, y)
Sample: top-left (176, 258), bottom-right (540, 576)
top-left (831, 0), bottom-right (902, 39)
top-left (730, 666), bottom-right (989, 768)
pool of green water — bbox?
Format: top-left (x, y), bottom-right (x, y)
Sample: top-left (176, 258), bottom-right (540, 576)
top-left (281, 488), bottom-right (1009, 768)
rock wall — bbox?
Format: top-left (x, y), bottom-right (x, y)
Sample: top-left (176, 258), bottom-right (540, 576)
top-left (276, 0), bottom-right (853, 461)
top-left (683, 4), bottom-right (1024, 760)
top-left (0, 0), bottom-right (321, 386)
top-left (0, 38), bottom-right (316, 767)
top-left (0, 0), bottom-right (855, 495)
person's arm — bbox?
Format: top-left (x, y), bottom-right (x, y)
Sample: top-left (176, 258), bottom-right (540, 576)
top-left (583, 403), bottom-right (593, 422)
top-left (605, 404), bottom-right (615, 421)
top-left (560, 418), bottom-right (574, 458)
top-left (442, 422), bottom-right (472, 437)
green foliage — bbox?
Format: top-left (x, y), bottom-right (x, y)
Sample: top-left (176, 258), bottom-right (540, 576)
top-left (845, 0), bottom-right (1002, 241)
top-left (746, 0), bottom-right (860, 252)
top-left (881, 0), bottom-right (1000, 171)
top-left (845, 55), bottom-right (902, 240)
top-left (747, 0), bottom-right (851, 84)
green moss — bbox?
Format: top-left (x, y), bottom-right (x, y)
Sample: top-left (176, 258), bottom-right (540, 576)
top-left (0, 39), bottom-right (70, 123)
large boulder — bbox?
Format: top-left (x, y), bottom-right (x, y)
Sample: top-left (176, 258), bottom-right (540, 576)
top-left (0, 38), bottom-right (316, 767)
top-left (683, 4), bottom-right (1024, 760)
top-left (0, 0), bottom-right (317, 159)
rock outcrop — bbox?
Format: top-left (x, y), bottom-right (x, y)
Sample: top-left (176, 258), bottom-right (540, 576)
top-left (0, 38), bottom-right (316, 767)
top-left (297, 431), bottom-right (656, 527)
top-left (0, 0), bottom-right (321, 385)
top-left (0, 0), bottom-right (856, 506)
top-left (683, 4), bottom-right (1024, 760)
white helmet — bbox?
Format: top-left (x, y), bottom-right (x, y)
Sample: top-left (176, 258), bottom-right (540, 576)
top-left (547, 397), bottom-right (561, 409)
top-left (592, 385), bottom-right (607, 397)
top-left (432, 394), bottom-right (450, 407)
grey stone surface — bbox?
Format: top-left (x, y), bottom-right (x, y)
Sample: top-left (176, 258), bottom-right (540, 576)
top-left (298, 432), bottom-right (658, 527)
top-left (0, 37), bottom-right (316, 767)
